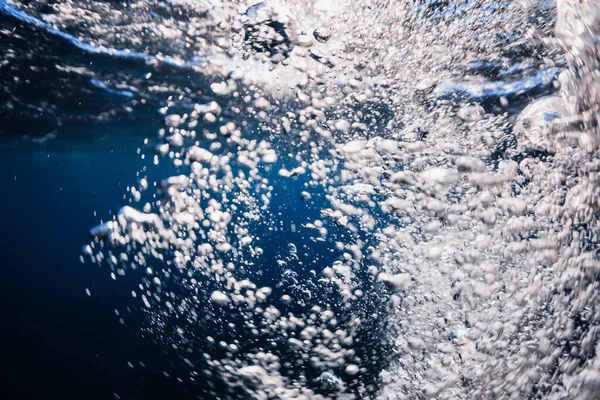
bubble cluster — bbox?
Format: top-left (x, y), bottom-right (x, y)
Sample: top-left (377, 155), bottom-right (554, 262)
top-left (4, 0), bottom-right (593, 398)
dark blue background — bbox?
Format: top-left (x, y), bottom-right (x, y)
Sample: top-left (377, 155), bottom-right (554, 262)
top-left (0, 135), bottom-right (196, 399)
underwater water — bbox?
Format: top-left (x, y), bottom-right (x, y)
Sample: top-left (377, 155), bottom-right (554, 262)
top-left (1, 0), bottom-right (600, 399)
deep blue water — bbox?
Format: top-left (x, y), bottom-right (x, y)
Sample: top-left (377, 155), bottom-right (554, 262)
top-left (0, 134), bottom-right (200, 399)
